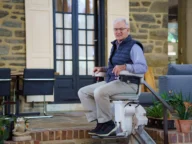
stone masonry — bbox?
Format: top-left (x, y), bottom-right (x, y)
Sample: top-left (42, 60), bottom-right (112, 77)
top-left (129, 0), bottom-right (168, 87)
top-left (0, 0), bottom-right (25, 72)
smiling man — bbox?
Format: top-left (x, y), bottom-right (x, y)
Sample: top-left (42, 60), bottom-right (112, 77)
top-left (78, 18), bottom-right (148, 137)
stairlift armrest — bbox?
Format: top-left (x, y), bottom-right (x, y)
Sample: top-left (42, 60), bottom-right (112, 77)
top-left (93, 71), bottom-right (144, 78)
top-left (92, 72), bottom-right (106, 77)
top-left (119, 70), bottom-right (144, 78)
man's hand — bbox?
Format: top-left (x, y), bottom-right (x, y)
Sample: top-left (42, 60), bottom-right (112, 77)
top-left (112, 65), bottom-right (126, 76)
top-left (93, 67), bottom-right (104, 74)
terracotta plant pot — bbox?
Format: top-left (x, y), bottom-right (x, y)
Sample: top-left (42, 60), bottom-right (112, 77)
top-left (175, 119), bottom-right (192, 133)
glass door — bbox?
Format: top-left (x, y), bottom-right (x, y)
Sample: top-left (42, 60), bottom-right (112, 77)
top-left (53, 0), bottom-right (105, 103)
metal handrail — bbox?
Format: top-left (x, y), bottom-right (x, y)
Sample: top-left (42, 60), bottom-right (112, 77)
top-left (142, 80), bottom-right (174, 144)
top-left (24, 78), bottom-right (55, 81)
top-left (0, 79), bottom-right (11, 81)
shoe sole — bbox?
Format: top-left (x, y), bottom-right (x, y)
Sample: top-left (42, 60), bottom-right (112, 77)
top-left (88, 132), bottom-right (97, 135)
top-left (96, 125), bottom-right (118, 137)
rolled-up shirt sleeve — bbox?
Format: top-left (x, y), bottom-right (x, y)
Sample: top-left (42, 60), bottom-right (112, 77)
top-left (126, 44), bottom-right (148, 74)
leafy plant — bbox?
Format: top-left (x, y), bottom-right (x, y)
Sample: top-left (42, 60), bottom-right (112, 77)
top-left (146, 103), bottom-right (163, 118)
top-left (146, 92), bottom-right (171, 119)
top-left (0, 117), bottom-right (11, 143)
top-left (165, 91), bottom-right (192, 120)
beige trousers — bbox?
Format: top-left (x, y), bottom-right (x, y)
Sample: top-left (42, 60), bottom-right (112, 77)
top-left (78, 80), bottom-right (138, 123)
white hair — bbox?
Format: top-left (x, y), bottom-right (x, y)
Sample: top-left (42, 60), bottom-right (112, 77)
top-left (113, 18), bottom-right (129, 28)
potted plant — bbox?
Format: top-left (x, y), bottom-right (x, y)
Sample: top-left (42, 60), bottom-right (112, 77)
top-left (145, 93), bottom-right (175, 130)
top-left (168, 92), bottom-right (192, 133)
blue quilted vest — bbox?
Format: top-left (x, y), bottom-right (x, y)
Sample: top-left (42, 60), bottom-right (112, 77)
top-left (106, 35), bottom-right (143, 83)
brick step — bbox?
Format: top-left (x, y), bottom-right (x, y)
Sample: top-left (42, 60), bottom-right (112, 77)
top-left (4, 128), bottom-right (129, 144)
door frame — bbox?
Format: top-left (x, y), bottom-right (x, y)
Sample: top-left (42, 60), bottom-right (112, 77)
top-left (178, 0), bottom-right (186, 64)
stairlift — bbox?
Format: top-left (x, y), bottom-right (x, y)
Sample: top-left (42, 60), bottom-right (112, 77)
top-left (92, 71), bottom-right (154, 143)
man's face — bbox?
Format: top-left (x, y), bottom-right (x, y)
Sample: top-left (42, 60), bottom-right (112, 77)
top-left (113, 21), bottom-right (129, 42)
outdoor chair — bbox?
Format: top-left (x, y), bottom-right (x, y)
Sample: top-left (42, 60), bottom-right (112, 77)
top-left (0, 68), bottom-right (11, 115)
top-left (159, 64), bottom-right (192, 99)
top-left (15, 68), bottom-right (55, 119)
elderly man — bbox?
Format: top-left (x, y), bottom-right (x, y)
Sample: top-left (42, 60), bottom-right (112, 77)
top-left (78, 18), bottom-right (147, 137)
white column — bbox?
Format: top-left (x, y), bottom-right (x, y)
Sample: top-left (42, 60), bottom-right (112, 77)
top-left (107, 0), bottom-right (129, 58)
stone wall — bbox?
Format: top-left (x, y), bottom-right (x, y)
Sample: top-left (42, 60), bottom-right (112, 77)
top-left (129, 0), bottom-right (168, 87)
top-left (0, 0), bottom-right (25, 72)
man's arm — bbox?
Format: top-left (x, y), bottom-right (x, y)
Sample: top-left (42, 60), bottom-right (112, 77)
top-left (126, 44), bottom-right (148, 74)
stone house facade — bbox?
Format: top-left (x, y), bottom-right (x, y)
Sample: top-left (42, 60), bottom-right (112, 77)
top-left (0, 0), bottom-right (168, 111)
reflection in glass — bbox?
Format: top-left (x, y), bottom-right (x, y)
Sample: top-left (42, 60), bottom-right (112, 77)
top-left (65, 61), bottom-right (72, 75)
top-left (55, 0), bottom-right (63, 12)
top-left (87, 31), bottom-right (94, 45)
top-left (64, 14), bottom-right (72, 28)
top-left (64, 0), bottom-right (72, 12)
top-left (78, 15), bottom-right (86, 29)
top-left (56, 13), bottom-right (63, 28)
top-left (87, 46), bottom-right (94, 60)
top-left (86, 0), bottom-right (94, 14)
top-left (88, 61), bottom-right (94, 75)
top-left (56, 61), bottom-right (64, 75)
top-left (56, 29), bottom-right (63, 44)
top-left (168, 23), bottom-right (178, 43)
top-left (79, 46), bottom-right (86, 60)
top-left (87, 15), bottom-right (94, 29)
top-left (79, 61), bottom-right (86, 75)
top-left (64, 30), bottom-right (72, 44)
top-left (79, 30), bottom-right (86, 44)
top-left (65, 45), bottom-right (72, 59)
top-left (56, 45), bottom-right (64, 59)
top-left (78, 0), bottom-right (86, 13)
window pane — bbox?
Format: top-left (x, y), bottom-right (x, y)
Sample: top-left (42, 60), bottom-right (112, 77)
top-left (64, 14), bottom-right (72, 28)
top-left (56, 29), bottom-right (63, 44)
top-left (79, 30), bottom-right (86, 44)
top-left (64, 30), bottom-right (72, 44)
top-left (65, 45), bottom-right (72, 59)
top-left (56, 13), bottom-right (63, 28)
top-left (56, 61), bottom-right (64, 75)
top-left (64, 0), bottom-right (72, 12)
top-left (87, 15), bottom-right (94, 29)
top-left (78, 0), bottom-right (86, 13)
top-left (87, 46), bottom-right (94, 60)
top-left (56, 45), bottom-right (63, 59)
top-left (87, 31), bottom-right (94, 45)
top-left (87, 0), bottom-right (94, 14)
top-left (88, 61), bottom-right (94, 75)
top-left (79, 61), bottom-right (86, 75)
top-left (79, 46), bottom-right (86, 60)
top-left (65, 61), bottom-right (72, 75)
top-left (78, 15), bottom-right (86, 29)
top-left (55, 0), bottom-right (63, 12)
